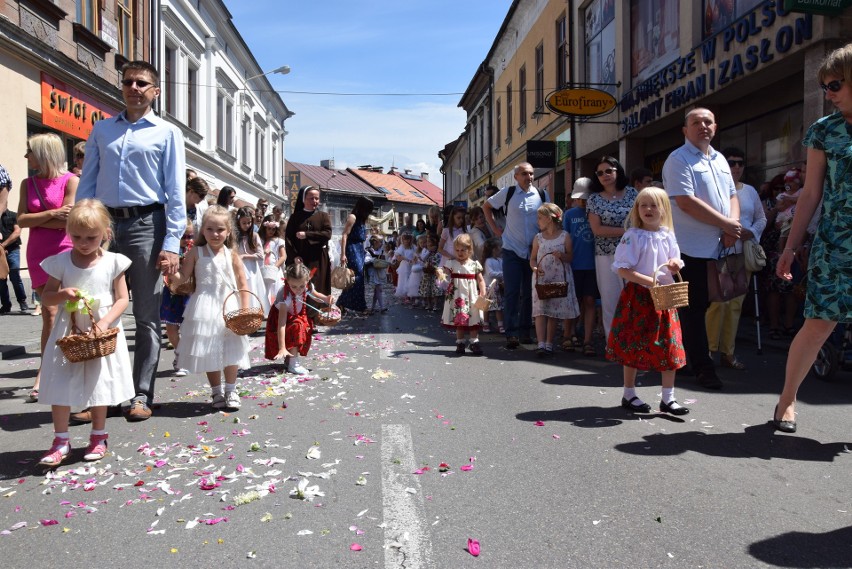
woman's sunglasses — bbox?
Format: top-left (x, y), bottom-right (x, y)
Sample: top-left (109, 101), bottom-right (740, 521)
top-left (727, 159), bottom-right (744, 167)
top-left (820, 79), bottom-right (844, 93)
top-left (595, 167), bottom-right (616, 177)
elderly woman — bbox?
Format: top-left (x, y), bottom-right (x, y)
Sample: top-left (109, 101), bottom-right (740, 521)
top-left (285, 185), bottom-right (332, 295)
top-left (18, 133), bottom-right (77, 402)
top-left (773, 43), bottom-right (852, 433)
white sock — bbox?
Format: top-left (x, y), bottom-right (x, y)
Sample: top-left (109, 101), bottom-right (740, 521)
top-left (91, 429), bottom-right (106, 436)
top-left (661, 388), bottom-right (675, 404)
top-left (224, 383), bottom-right (236, 394)
top-left (212, 384), bottom-right (224, 396)
top-left (54, 432), bottom-right (70, 451)
top-left (497, 320), bottom-right (504, 327)
top-left (623, 387), bottom-right (637, 400)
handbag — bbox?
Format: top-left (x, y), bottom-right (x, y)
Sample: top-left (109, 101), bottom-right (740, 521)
top-left (707, 247), bottom-right (749, 302)
top-left (0, 249), bottom-right (8, 279)
top-left (743, 239), bottom-right (767, 272)
top-left (534, 252), bottom-right (568, 300)
top-left (330, 265), bottom-right (355, 290)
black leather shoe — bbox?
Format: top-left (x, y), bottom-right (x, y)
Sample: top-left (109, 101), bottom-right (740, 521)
top-left (660, 400), bottom-right (690, 416)
top-left (772, 405), bottom-right (797, 433)
top-left (455, 343), bottom-right (466, 355)
top-left (621, 397), bottom-right (651, 413)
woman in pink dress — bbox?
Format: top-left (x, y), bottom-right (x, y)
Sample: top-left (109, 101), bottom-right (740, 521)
top-left (17, 133), bottom-right (77, 401)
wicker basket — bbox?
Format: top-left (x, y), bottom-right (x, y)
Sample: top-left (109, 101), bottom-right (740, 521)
top-left (649, 264), bottom-right (689, 310)
top-left (222, 290), bottom-right (264, 335)
top-left (56, 300), bottom-right (119, 363)
top-left (534, 252), bottom-right (569, 300)
top-left (372, 259), bottom-right (389, 270)
top-left (315, 305), bottom-right (342, 326)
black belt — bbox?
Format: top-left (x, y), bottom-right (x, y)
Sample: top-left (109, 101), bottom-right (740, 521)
top-left (107, 203), bottom-right (164, 219)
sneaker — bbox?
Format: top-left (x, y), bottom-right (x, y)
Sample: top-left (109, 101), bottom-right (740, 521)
top-left (18, 303), bottom-right (31, 313)
top-left (173, 359), bottom-right (189, 377)
top-left (126, 400), bottom-right (152, 421)
top-left (288, 361), bottom-right (309, 375)
top-left (83, 434), bottom-right (109, 461)
top-left (225, 391), bottom-right (241, 410)
top-left (211, 393), bottom-right (226, 409)
top-left (39, 437), bottom-right (70, 467)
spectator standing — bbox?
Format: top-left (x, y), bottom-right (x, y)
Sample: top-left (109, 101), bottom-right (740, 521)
top-left (284, 185), bottom-right (332, 295)
top-left (630, 167), bottom-right (654, 191)
top-left (0, 163), bottom-right (12, 214)
top-left (71, 142), bottom-right (86, 176)
top-left (662, 107), bottom-right (741, 390)
top-left (483, 162), bottom-right (547, 349)
top-left (562, 177), bottom-right (599, 356)
top-left (0, 208), bottom-right (27, 314)
top-left (77, 60), bottom-right (186, 421)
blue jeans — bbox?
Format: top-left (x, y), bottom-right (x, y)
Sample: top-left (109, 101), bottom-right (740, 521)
top-left (502, 248), bottom-right (533, 339)
top-left (0, 249), bottom-right (27, 308)
top-left (112, 210), bottom-right (166, 406)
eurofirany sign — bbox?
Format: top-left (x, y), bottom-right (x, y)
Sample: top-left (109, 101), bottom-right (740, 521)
top-left (618, 2), bottom-right (813, 135)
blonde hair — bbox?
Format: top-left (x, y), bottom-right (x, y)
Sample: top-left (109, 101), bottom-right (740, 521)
top-left (285, 257), bottom-right (312, 282)
top-left (195, 204), bottom-right (234, 248)
top-left (537, 203), bottom-right (563, 227)
top-left (28, 133), bottom-right (67, 179)
top-left (626, 187), bottom-right (674, 231)
top-left (67, 199), bottom-right (113, 247)
top-left (818, 42), bottom-right (852, 86)
top-left (453, 232), bottom-right (473, 251)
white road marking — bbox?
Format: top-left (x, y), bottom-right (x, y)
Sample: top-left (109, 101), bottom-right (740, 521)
top-left (381, 424), bottom-right (433, 568)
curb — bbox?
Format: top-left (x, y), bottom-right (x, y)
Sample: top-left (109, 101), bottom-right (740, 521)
top-left (0, 339), bottom-right (41, 360)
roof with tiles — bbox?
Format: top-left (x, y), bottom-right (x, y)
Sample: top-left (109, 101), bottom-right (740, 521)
top-left (348, 167), bottom-right (438, 206)
top-left (391, 170), bottom-right (444, 207)
top-left (286, 160), bottom-right (381, 196)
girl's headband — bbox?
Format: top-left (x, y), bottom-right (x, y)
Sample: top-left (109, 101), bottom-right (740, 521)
top-left (263, 221), bottom-right (279, 228)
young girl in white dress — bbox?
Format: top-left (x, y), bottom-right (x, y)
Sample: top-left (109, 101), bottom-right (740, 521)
top-left (438, 206), bottom-right (467, 266)
top-left (531, 204), bottom-right (580, 357)
top-left (171, 205), bottom-right (252, 411)
top-left (437, 233), bottom-right (487, 355)
top-left (394, 233), bottom-right (416, 302)
top-left (365, 235), bottom-right (388, 313)
top-left (407, 234), bottom-right (426, 307)
top-left (260, 216), bottom-right (286, 306)
top-left (482, 237), bottom-right (505, 334)
top-left (38, 199), bottom-right (134, 466)
top-left (235, 206), bottom-right (270, 313)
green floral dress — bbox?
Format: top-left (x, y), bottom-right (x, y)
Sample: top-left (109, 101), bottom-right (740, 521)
top-left (802, 112), bottom-right (852, 322)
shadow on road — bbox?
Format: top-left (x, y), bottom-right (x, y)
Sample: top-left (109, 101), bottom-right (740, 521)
top-left (613, 424), bottom-right (852, 462)
top-left (748, 525), bottom-right (852, 567)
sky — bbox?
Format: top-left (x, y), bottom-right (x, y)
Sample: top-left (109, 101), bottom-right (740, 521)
top-left (225, 1), bottom-right (515, 189)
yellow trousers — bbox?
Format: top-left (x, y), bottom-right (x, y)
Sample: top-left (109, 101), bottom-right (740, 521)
top-left (705, 293), bottom-right (746, 356)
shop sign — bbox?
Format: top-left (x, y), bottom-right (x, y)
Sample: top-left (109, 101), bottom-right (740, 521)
top-left (546, 88), bottom-right (617, 117)
top-left (41, 73), bottom-right (114, 138)
top-left (618, 1), bottom-right (812, 135)
top-left (783, 0), bottom-right (851, 16)
top-left (526, 140), bottom-right (556, 168)
top-left (287, 171), bottom-right (301, 208)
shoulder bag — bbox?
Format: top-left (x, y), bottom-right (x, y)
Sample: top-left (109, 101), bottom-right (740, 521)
top-left (707, 246), bottom-right (749, 302)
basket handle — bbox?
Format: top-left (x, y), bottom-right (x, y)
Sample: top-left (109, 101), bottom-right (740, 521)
top-left (68, 298), bottom-right (105, 337)
top-left (222, 289), bottom-right (262, 318)
top-left (653, 263), bottom-right (683, 286)
top-left (536, 251), bottom-right (568, 284)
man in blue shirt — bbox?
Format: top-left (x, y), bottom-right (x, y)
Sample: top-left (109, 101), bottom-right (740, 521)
top-left (77, 61), bottom-right (186, 421)
top-left (484, 162), bottom-right (547, 349)
top-left (663, 107), bottom-right (741, 390)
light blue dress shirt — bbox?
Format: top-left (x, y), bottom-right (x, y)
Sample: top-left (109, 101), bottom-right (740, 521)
top-left (486, 184), bottom-right (547, 259)
top-left (77, 110), bottom-right (186, 253)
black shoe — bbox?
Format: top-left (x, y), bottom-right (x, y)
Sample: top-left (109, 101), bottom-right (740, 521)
top-left (621, 396), bottom-right (652, 413)
top-left (697, 370), bottom-right (723, 390)
top-left (0, 306), bottom-right (10, 314)
top-left (455, 342), bottom-right (466, 354)
top-left (772, 405), bottom-right (797, 433)
top-left (537, 347), bottom-right (547, 358)
top-left (505, 337), bottom-right (520, 349)
top-left (660, 400), bottom-right (690, 416)
top-left (469, 342), bottom-right (483, 356)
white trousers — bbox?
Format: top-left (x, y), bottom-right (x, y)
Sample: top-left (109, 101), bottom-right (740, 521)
top-left (595, 254), bottom-right (624, 339)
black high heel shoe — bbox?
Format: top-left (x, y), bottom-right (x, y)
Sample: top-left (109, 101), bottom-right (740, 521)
top-left (772, 405), bottom-right (797, 433)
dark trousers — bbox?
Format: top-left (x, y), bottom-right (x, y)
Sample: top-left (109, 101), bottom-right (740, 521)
top-left (502, 248), bottom-right (533, 339)
top-left (0, 249), bottom-right (27, 308)
top-left (679, 253), bottom-right (715, 374)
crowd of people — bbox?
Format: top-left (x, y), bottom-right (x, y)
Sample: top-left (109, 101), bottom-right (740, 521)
top-left (1, 43), bottom-right (850, 467)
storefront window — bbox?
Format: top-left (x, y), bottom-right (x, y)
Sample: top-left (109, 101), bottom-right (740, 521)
top-left (584, 0), bottom-right (615, 96)
top-left (703, 0), bottom-right (765, 39)
top-left (630, 0), bottom-right (679, 84)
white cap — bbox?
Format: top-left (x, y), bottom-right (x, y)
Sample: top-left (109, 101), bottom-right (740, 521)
top-left (571, 177), bottom-right (593, 199)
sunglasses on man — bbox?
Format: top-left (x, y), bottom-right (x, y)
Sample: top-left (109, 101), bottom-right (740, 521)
top-left (121, 79), bottom-right (154, 89)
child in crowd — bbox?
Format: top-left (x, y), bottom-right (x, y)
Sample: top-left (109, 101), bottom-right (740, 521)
top-left (418, 233), bottom-right (442, 311)
top-left (365, 235), bottom-right (388, 313)
top-left (394, 232), bottom-right (416, 303)
top-left (437, 234), bottom-right (486, 355)
top-left (271, 259), bottom-right (333, 374)
top-left (531, 204), bottom-right (579, 357)
top-left (407, 234), bottom-right (426, 307)
top-left (38, 199), bottom-right (134, 466)
top-left (162, 220), bottom-right (195, 376)
top-left (383, 241), bottom-right (395, 285)
top-left (438, 206), bottom-right (467, 265)
top-left (562, 178), bottom-right (600, 356)
top-left (606, 187), bottom-right (688, 415)
top-left (260, 216), bottom-right (286, 305)
top-left (171, 206), bottom-right (252, 411)
top-left (234, 206), bottom-right (270, 313)
top-left (482, 237), bottom-right (505, 333)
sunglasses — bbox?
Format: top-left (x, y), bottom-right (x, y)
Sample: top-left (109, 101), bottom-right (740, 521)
top-left (182, 234), bottom-right (194, 239)
top-left (75, 153), bottom-right (85, 159)
top-left (727, 159), bottom-right (744, 167)
top-left (595, 167), bottom-right (616, 177)
top-left (820, 79), bottom-right (844, 93)
top-left (121, 79), bottom-right (153, 88)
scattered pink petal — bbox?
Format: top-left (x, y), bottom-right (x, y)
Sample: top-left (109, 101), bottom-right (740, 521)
top-left (438, 463), bottom-right (450, 472)
top-left (460, 464), bottom-right (473, 471)
top-left (201, 517), bottom-right (228, 525)
top-left (534, 420), bottom-right (545, 427)
top-left (467, 538), bottom-right (480, 557)
top-left (413, 467), bottom-right (430, 475)
top-left (350, 543), bottom-right (363, 551)
top-left (552, 434), bottom-right (561, 439)
top-left (40, 519), bottom-right (59, 526)
top-left (64, 512), bottom-right (75, 519)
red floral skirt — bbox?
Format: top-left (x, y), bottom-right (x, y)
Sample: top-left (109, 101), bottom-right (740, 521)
top-left (264, 304), bottom-right (314, 358)
top-left (605, 282), bottom-right (686, 371)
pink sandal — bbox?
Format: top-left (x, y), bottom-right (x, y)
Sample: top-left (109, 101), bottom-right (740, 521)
top-left (39, 437), bottom-right (70, 467)
top-left (83, 434), bottom-right (109, 461)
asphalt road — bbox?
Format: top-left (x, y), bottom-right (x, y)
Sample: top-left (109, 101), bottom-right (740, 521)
top-left (0, 297), bottom-right (850, 568)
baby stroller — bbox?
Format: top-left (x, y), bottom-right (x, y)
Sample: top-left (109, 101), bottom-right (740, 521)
top-left (811, 323), bottom-right (852, 381)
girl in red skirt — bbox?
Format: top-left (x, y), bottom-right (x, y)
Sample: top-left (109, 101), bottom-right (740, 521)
top-left (606, 187), bottom-right (688, 415)
top-left (267, 259), bottom-right (332, 375)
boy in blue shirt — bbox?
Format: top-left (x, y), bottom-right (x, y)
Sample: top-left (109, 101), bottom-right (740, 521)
top-left (562, 178), bottom-right (599, 355)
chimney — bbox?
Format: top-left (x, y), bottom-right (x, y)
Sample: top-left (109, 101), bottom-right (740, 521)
top-left (390, 166), bottom-right (398, 173)
top-left (404, 169), bottom-right (412, 175)
top-left (372, 166), bottom-right (383, 173)
top-left (320, 159), bottom-right (335, 170)
top-left (420, 172), bottom-right (429, 181)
